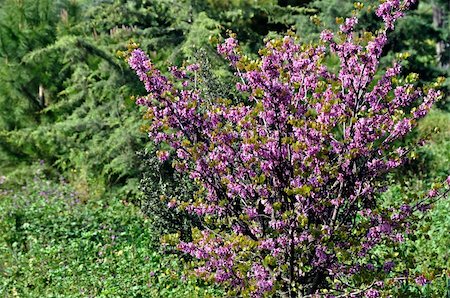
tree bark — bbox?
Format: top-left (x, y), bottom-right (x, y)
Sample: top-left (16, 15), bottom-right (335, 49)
top-left (433, 0), bottom-right (450, 69)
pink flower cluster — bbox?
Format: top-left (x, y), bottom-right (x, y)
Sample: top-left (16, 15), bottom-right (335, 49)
top-left (128, 0), bottom-right (447, 296)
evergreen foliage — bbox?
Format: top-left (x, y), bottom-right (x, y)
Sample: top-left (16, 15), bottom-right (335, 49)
top-left (0, 0), bottom-right (315, 195)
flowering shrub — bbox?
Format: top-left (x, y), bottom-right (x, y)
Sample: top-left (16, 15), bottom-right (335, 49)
top-left (128, 0), bottom-right (449, 296)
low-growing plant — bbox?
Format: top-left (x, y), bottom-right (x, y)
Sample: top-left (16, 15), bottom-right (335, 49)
top-left (0, 164), bottom-right (221, 297)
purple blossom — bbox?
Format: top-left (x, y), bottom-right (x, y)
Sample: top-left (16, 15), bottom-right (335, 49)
top-left (259, 238), bottom-right (275, 250)
top-left (156, 150), bottom-right (170, 162)
top-left (320, 29), bottom-right (334, 42)
top-left (366, 263), bottom-right (375, 271)
top-left (415, 275), bottom-right (428, 286)
top-left (340, 17), bottom-right (358, 33)
top-left (428, 189), bottom-right (438, 198)
top-left (217, 37), bottom-right (239, 65)
top-left (244, 207), bottom-right (258, 219)
top-left (169, 66), bottom-right (186, 79)
top-left (383, 261), bottom-right (395, 273)
top-left (365, 288), bottom-right (380, 298)
top-left (186, 63), bottom-right (200, 72)
top-left (126, 1), bottom-right (442, 295)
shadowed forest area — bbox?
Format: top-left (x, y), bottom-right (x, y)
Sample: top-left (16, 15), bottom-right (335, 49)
top-left (0, 0), bottom-right (449, 297)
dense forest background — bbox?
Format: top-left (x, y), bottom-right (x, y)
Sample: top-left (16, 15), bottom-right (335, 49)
top-left (0, 0), bottom-right (449, 296)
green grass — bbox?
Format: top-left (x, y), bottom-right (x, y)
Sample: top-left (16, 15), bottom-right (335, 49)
top-left (377, 109), bottom-right (450, 297)
top-left (0, 167), bottom-right (218, 297)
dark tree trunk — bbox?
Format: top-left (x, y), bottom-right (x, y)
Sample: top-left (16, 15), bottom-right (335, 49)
top-left (433, 0), bottom-right (450, 69)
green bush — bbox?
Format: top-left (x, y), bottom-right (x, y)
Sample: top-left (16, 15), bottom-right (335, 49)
top-left (0, 165), bottom-right (220, 297)
top-left (137, 149), bottom-right (201, 244)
